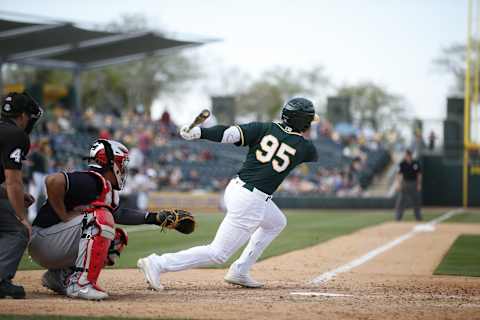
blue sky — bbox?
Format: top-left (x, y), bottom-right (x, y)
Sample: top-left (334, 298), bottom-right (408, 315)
top-left (0, 0), bottom-right (466, 124)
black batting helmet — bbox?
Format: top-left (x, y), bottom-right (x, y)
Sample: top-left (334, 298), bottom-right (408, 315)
top-left (281, 97), bottom-right (318, 132)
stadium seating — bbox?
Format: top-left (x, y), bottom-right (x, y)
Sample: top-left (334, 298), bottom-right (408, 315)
top-left (36, 128), bottom-right (390, 196)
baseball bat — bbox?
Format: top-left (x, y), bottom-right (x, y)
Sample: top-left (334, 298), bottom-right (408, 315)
top-left (187, 109), bottom-right (211, 132)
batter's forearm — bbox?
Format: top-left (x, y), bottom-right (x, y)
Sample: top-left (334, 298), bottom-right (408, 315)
top-left (201, 125), bottom-right (241, 144)
top-left (200, 125), bottom-right (229, 142)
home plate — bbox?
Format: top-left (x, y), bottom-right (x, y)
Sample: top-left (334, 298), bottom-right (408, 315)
top-left (290, 292), bottom-right (353, 297)
top-left (413, 224), bottom-right (436, 232)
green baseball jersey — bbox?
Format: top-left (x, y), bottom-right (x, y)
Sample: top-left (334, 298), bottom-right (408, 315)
top-left (235, 122), bottom-right (318, 195)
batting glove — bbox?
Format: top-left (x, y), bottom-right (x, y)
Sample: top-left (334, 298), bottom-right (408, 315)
top-left (180, 125), bottom-right (201, 140)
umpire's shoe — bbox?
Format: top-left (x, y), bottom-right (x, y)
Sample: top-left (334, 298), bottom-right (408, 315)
top-left (0, 280), bottom-right (26, 299)
top-left (66, 283), bottom-right (108, 301)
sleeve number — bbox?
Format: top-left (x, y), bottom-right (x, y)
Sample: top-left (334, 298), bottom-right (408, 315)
top-left (9, 148), bottom-right (22, 163)
top-left (255, 135), bottom-right (296, 173)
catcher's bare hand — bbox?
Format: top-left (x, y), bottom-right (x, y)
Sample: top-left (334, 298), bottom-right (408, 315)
top-left (155, 209), bottom-right (196, 234)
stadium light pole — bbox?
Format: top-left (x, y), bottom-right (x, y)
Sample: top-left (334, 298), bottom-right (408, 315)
top-left (475, 1), bottom-right (480, 150)
top-left (463, 0), bottom-right (473, 208)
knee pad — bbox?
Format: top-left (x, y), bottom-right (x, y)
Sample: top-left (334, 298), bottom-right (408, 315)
top-left (73, 208), bottom-right (115, 287)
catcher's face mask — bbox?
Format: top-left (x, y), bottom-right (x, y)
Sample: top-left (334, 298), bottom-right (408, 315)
top-left (88, 139), bottom-right (130, 191)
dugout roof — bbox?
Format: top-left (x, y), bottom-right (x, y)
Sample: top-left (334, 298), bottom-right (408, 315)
top-left (0, 13), bottom-right (206, 70)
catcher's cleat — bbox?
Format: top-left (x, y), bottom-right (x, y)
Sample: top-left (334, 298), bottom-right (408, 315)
top-left (224, 270), bottom-right (264, 288)
top-left (66, 282), bottom-right (108, 301)
top-left (41, 269), bottom-right (70, 295)
top-left (137, 255), bottom-right (164, 291)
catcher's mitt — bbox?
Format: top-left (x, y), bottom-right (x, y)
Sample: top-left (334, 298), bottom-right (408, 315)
top-left (156, 209), bottom-right (195, 234)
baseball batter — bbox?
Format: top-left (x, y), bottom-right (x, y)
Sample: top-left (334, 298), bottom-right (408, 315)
top-left (138, 97), bottom-right (318, 289)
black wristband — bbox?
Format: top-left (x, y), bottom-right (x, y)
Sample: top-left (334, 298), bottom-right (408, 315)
top-left (146, 211), bottom-right (169, 226)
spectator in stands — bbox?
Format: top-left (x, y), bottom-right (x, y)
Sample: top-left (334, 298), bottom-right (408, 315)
top-left (130, 168), bottom-right (157, 210)
top-left (98, 128), bottom-right (111, 140)
top-left (411, 129), bottom-right (426, 156)
top-left (27, 106), bottom-right (389, 196)
top-left (129, 146), bottom-right (145, 170)
top-left (190, 169), bottom-right (200, 184)
top-left (169, 166), bottom-right (183, 188)
top-left (158, 111), bottom-right (177, 137)
top-left (27, 139), bottom-right (50, 221)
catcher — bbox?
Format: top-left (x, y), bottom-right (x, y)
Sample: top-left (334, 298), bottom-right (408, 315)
top-left (28, 139), bottom-right (195, 300)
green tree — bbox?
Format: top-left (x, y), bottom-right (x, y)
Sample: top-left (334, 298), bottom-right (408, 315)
top-left (236, 65), bottom-right (329, 121)
top-left (336, 82), bottom-right (407, 131)
top-left (433, 42), bottom-right (473, 95)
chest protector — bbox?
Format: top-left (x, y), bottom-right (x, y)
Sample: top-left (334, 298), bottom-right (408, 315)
top-left (83, 170), bottom-right (119, 212)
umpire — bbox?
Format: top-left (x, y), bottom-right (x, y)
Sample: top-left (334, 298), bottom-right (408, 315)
top-left (394, 149), bottom-right (422, 221)
top-left (0, 92), bottom-right (43, 299)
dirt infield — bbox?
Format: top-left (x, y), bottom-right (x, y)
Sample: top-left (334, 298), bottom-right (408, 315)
top-left (2, 221), bottom-right (480, 320)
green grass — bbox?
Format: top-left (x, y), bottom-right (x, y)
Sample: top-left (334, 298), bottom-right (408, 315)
top-left (443, 211), bottom-right (480, 223)
top-left (19, 209), bottom-right (445, 270)
top-left (434, 234), bottom-right (480, 277)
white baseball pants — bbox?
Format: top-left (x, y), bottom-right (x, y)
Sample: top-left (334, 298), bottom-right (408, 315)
top-left (150, 177), bottom-right (287, 275)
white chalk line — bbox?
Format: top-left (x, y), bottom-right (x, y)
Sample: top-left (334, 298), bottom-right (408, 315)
top-left (311, 209), bottom-right (463, 285)
top-left (290, 292), bottom-right (353, 297)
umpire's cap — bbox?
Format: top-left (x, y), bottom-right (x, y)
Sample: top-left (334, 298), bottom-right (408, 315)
top-left (1, 92), bottom-right (42, 118)
top-left (1, 92), bottom-right (43, 134)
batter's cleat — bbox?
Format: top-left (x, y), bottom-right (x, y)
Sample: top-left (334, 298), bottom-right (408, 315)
top-left (66, 283), bottom-right (108, 301)
top-left (137, 254), bottom-right (164, 291)
top-left (0, 280), bottom-right (25, 299)
top-left (41, 269), bottom-right (70, 295)
top-left (224, 271), bottom-right (264, 288)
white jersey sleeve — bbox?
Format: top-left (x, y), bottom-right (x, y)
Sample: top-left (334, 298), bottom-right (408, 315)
top-left (221, 126), bottom-right (242, 144)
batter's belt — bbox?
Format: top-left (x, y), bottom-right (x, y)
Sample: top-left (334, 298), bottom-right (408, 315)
top-left (233, 177), bottom-right (272, 202)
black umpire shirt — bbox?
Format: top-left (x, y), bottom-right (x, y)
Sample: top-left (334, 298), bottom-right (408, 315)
top-left (0, 118), bottom-right (30, 185)
top-left (33, 171), bottom-right (104, 228)
top-left (398, 160), bottom-right (421, 182)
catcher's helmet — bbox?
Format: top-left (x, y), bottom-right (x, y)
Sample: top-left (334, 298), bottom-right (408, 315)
top-left (281, 97), bottom-right (318, 132)
top-left (1, 92), bottom-right (43, 134)
top-left (87, 139), bottom-right (129, 190)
